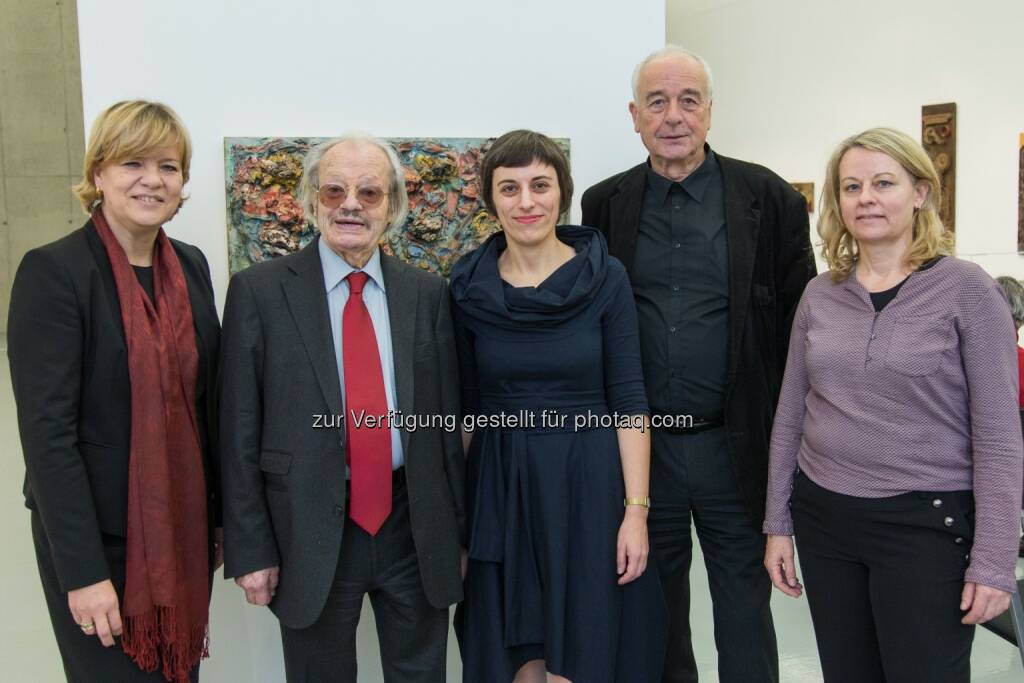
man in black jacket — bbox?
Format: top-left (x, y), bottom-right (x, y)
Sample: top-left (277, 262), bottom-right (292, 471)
top-left (220, 135), bottom-right (465, 682)
top-left (581, 46), bottom-right (815, 683)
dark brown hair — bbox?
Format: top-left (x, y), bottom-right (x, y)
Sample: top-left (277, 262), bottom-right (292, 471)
top-left (480, 129), bottom-right (573, 215)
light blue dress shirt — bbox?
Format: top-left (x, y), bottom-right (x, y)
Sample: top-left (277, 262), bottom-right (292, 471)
top-left (318, 237), bottom-right (404, 471)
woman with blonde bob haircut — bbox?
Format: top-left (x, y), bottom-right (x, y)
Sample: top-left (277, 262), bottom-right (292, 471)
top-left (73, 100), bottom-right (193, 213)
top-left (9, 100), bottom-right (220, 682)
top-left (762, 126), bottom-right (1022, 682)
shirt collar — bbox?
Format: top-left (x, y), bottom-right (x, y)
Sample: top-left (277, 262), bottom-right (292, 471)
top-left (318, 236), bottom-right (386, 293)
top-left (645, 144), bottom-right (718, 204)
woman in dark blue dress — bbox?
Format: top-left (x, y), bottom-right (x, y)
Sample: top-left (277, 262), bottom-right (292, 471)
top-left (452, 130), bottom-right (667, 683)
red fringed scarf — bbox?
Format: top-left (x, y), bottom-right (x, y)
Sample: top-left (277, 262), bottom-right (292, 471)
top-left (93, 209), bottom-right (210, 683)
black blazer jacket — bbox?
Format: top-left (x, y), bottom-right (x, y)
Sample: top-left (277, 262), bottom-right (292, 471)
top-left (581, 155), bottom-right (816, 527)
top-left (8, 219), bottom-right (221, 592)
top-left (219, 238), bottom-right (466, 629)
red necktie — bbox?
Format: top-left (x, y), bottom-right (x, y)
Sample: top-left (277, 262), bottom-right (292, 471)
top-left (342, 271), bottom-right (392, 535)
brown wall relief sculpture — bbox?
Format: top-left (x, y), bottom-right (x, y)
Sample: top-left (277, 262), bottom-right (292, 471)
top-left (921, 103), bottom-right (956, 231)
top-left (1018, 134), bottom-right (1024, 252)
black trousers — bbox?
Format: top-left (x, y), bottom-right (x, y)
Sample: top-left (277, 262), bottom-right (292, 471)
top-left (279, 475), bottom-right (449, 683)
top-left (648, 426), bottom-right (778, 683)
top-left (792, 471), bottom-right (976, 683)
top-left (31, 512), bottom-right (202, 683)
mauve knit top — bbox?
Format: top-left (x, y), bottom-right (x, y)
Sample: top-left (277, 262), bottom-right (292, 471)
top-left (764, 257), bottom-right (1023, 593)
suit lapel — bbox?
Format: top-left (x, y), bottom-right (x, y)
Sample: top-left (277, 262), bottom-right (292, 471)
top-left (381, 254), bottom-right (416, 455)
top-left (281, 239), bottom-right (345, 421)
top-left (607, 164), bottom-right (647, 275)
top-left (720, 156), bottom-right (761, 387)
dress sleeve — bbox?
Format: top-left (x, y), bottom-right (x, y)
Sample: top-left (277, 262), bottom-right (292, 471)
top-left (601, 265), bottom-right (649, 416)
top-left (960, 283), bottom-right (1023, 593)
top-left (8, 249), bottom-right (109, 591)
top-left (451, 295), bottom-right (481, 417)
top-left (762, 290), bottom-right (812, 536)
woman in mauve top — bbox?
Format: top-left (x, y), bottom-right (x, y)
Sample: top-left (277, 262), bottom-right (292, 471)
top-left (762, 127), bottom-right (1022, 683)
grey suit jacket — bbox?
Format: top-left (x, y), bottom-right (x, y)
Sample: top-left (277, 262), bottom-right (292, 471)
top-left (220, 237), bottom-right (466, 629)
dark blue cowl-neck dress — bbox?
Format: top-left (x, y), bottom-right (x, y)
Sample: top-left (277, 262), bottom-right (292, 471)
top-left (451, 226), bottom-right (668, 682)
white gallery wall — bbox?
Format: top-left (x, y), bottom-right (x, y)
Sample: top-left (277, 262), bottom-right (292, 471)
top-left (78, 0), bottom-right (663, 310)
top-left (63, 1), bottom-right (663, 681)
top-left (668, 0), bottom-right (1024, 277)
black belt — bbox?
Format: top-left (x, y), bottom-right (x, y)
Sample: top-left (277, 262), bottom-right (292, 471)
top-left (652, 415), bottom-right (723, 435)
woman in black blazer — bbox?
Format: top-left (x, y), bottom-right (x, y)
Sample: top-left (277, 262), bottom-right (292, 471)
top-left (8, 101), bottom-right (220, 683)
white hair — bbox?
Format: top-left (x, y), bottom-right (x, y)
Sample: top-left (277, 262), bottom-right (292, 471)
top-left (297, 133), bottom-right (409, 233)
top-left (631, 45), bottom-right (715, 102)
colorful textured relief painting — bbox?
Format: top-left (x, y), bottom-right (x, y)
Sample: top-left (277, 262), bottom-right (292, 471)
top-left (224, 137), bottom-right (569, 277)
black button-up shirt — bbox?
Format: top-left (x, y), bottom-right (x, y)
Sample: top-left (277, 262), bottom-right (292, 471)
top-left (631, 147), bottom-right (729, 418)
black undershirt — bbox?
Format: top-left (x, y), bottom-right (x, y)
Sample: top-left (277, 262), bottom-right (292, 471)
top-left (133, 265), bottom-right (155, 303)
top-left (868, 256), bottom-right (943, 312)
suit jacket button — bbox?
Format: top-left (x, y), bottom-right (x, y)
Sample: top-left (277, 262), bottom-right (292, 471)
top-left (334, 505), bottom-right (344, 516)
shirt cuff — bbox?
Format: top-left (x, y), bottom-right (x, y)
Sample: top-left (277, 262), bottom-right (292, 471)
top-left (964, 565), bottom-right (1018, 594)
top-left (762, 519), bottom-right (794, 536)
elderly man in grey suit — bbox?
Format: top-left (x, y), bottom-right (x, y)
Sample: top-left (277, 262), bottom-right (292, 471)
top-left (220, 134), bottom-right (466, 683)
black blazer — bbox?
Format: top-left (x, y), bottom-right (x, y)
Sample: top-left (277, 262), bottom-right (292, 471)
top-left (7, 219), bottom-right (221, 592)
top-left (581, 156), bottom-right (816, 527)
top-left (219, 238), bottom-right (466, 629)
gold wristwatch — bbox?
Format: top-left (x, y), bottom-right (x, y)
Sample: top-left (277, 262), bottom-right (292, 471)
top-left (624, 497), bottom-right (650, 508)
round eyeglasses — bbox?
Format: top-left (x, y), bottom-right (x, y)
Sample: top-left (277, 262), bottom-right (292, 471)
top-left (316, 184), bottom-right (386, 209)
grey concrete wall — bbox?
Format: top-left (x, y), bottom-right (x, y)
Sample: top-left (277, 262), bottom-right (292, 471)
top-left (0, 0), bottom-right (85, 336)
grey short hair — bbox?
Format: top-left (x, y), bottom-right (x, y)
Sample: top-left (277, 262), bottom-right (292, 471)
top-left (297, 133), bottom-right (409, 233)
top-left (997, 276), bottom-right (1024, 329)
top-left (631, 45), bottom-right (714, 103)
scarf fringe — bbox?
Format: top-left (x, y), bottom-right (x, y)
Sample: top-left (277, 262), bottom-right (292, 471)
top-left (122, 606), bottom-right (210, 683)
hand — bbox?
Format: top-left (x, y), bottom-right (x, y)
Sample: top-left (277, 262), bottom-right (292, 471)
top-left (460, 547), bottom-right (468, 580)
top-left (960, 582), bottom-right (1011, 624)
top-left (617, 507), bottom-right (649, 585)
top-left (235, 566), bottom-right (280, 606)
top-left (213, 527), bottom-right (224, 572)
top-left (764, 534), bottom-right (803, 598)
top-left (68, 579), bottom-right (122, 647)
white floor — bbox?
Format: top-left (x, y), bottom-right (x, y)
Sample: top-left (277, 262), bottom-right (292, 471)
top-left (2, 343), bottom-right (1022, 682)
